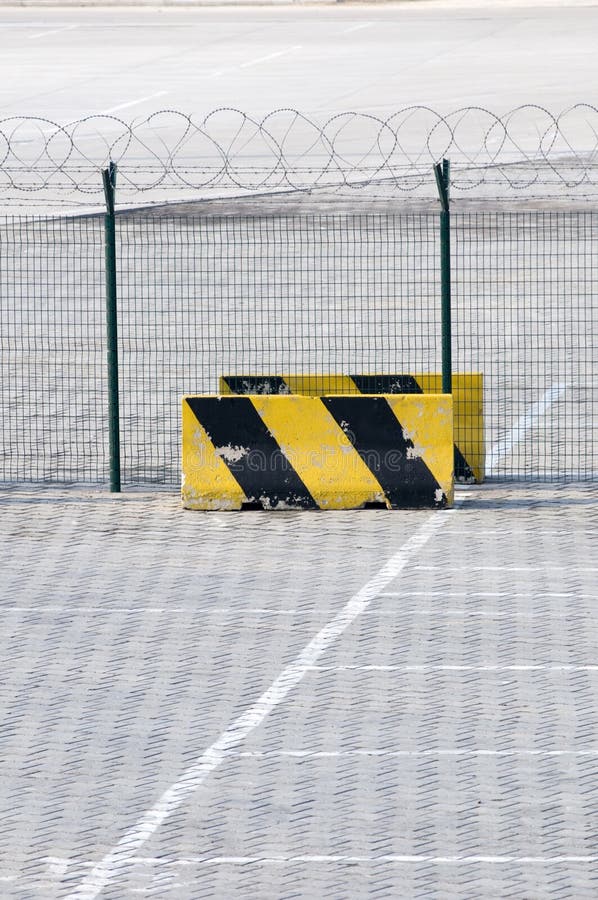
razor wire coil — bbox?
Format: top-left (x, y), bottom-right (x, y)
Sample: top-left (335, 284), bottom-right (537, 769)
top-left (2, 104), bottom-right (598, 203)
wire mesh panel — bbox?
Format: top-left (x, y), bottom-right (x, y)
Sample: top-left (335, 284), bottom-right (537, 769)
top-left (0, 216), bottom-right (105, 483)
top-left (117, 214), bottom-right (440, 484)
top-left (1, 211), bottom-right (596, 486)
top-left (453, 212), bottom-right (597, 481)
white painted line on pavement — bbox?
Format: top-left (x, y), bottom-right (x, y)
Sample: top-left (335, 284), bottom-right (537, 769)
top-left (365, 609), bottom-right (586, 618)
top-left (487, 382), bottom-right (567, 472)
top-left (98, 854), bottom-right (598, 866)
top-left (229, 748), bottom-right (598, 758)
top-left (309, 664), bottom-right (598, 672)
top-left (342, 23), bottom-right (373, 34)
top-left (44, 858), bottom-right (69, 877)
top-left (444, 530), bottom-right (596, 537)
top-left (0, 607), bottom-right (308, 615)
top-left (49, 854), bottom-right (598, 871)
top-left (380, 590), bottom-right (583, 597)
top-left (64, 505), bottom-right (456, 900)
top-left (412, 566), bottom-right (598, 572)
top-left (29, 25), bottom-right (77, 40)
top-left (240, 45), bottom-right (302, 69)
top-left (1, 607), bottom-right (593, 621)
top-left (227, 855), bottom-right (598, 864)
top-left (100, 92), bottom-right (168, 115)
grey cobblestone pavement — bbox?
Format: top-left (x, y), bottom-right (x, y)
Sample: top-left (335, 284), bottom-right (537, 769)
top-left (0, 482), bottom-right (597, 899)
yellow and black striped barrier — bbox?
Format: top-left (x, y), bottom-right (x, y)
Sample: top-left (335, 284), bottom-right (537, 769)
top-left (219, 373), bottom-right (484, 484)
top-left (182, 394), bottom-right (454, 511)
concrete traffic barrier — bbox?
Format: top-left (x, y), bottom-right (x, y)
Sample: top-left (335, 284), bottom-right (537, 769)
top-left (182, 394), bottom-right (454, 510)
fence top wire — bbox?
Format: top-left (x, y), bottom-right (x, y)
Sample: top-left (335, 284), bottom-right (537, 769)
top-left (2, 104), bottom-right (598, 212)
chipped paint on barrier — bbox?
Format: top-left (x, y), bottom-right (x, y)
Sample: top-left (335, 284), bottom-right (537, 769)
top-left (215, 444), bottom-right (249, 463)
top-left (182, 394), bottom-right (454, 510)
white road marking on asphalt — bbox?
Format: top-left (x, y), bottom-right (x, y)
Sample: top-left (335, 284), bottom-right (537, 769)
top-left (366, 609), bottom-right (587, 618)
top-left (486, 382), bottom-right (567, 472)
top-left (342, 23), bottom-right (373, 34)
top-left (44, 857), bottom-right (69, 877)
top-left (28, 25), bottom-right (78, 40)
top-left (380, 590), bottom-right (583, 597)
top-left (309, 665), bottom-right (598, 672)
top-left (0, 607), bottom-right (593, 620)
top-left (101, 854), bottom-right (598, 865)
top-left (62, 853), bottom-right (598, 870)
top-left (0, 607), bottom-right (314, 616)
top-left (412, 566), bottom-right (598, 572)
top-left (444, 529), bottom-right (596, 537)
top-left (240, 46), bottom-right (302, 69)
top-left (64, 506), bottom-right (455, 900)
top-left (228, 748), bottom-right (598, 757)
top-left (100, 92), bottom-right (168, 115)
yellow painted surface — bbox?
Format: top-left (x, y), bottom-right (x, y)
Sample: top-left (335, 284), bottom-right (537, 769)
top-left (418, 374), bottom-right (485, 483)
top-left (181, 398), bottom-right (245, 510)
top-left (251, 394), bottom-right (388, 510)
top-left (386, 394), bottom-right (454, 507)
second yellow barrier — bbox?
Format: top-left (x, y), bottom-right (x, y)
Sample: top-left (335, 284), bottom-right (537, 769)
top-left (219, 373), bottom-right (484, 483)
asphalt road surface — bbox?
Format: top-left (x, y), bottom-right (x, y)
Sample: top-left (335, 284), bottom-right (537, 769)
top-left (1, 1), bottom-right (597, 120)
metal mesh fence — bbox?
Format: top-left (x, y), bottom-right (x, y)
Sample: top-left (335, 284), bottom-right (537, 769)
top-left (454, 212), bottom-right (596, 481)
top-left (0, 216), bottom-right (105, 483)
top-left (1, 211), bottom-right (596, 486)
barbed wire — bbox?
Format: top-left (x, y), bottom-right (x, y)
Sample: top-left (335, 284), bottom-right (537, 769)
top-left (1, 105), bottom-right (598, 207)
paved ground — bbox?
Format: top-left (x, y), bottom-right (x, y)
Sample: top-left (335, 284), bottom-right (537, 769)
top-left (2, 2), bottom-right (598, 119)
top-left (1, 481), bottom-right (597, 898)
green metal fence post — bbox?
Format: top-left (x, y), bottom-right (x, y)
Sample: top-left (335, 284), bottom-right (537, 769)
top-left (434, 158), bottom-right (452, 394)
top-left (102, 161), bottom-right (121, 492)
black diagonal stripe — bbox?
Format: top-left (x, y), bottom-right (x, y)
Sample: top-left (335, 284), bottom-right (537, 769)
top-left (454, 443), bottom-right (476, 483)
top-left (186, 397), bottom-right (317, 509)
top-left (322, 396), bottom-right (446, 509)
top-left (350, 375), bottom-right (423, 395)
top-left (222, 376), bottom-right (290, 395)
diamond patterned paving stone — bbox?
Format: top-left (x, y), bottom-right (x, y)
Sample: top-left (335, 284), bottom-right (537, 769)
top-left (0, 483), bottom-right (596, 898)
